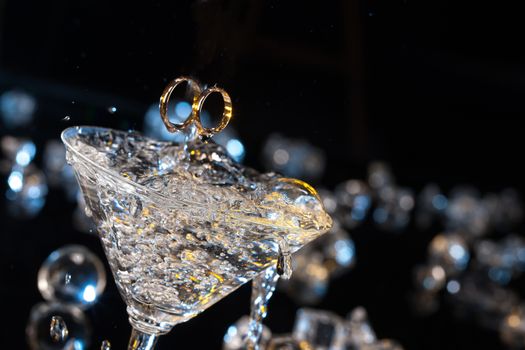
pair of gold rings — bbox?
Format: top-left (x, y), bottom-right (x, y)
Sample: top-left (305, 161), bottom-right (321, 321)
top-left (159, 76), bottom-right (233, 138)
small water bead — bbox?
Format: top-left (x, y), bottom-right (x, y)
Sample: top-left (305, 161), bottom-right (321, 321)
top-left (27, 302), bottom-right (91, 350)
top-left (50, 316), bottom-right (68, 342)
top-left (101, 339), bottom-right (112, 350)
top-left (38, 245), bottom-right (107, 307)
top-left (107, 106), bottom-right (117, 114)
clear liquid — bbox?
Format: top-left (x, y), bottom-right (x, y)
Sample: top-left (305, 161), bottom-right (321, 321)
top-left (63, 127), bottom-right (331, 331)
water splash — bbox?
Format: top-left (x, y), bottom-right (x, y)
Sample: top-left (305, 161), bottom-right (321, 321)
top-left (50, 315), bottom-right (68, 342)
top-left (246, 266), bottom-right (280, 350)
top-left (101, 339), bottom-right (112, 349)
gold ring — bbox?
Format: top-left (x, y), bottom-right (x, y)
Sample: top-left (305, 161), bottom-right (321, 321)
top-left (193, 86), bottom-right (233, 138)
top-left (159, 76), bottom-right (202, 133)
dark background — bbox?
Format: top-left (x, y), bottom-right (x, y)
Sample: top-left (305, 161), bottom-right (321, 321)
top-left (1, 0), bottom-right (524, 349)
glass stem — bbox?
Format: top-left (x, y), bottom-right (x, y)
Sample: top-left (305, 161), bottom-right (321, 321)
top-left (127, 329), bottom-right (159, 350)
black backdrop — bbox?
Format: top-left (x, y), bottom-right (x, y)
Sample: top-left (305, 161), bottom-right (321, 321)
top-left (1, 0), bottom-right (524, 349)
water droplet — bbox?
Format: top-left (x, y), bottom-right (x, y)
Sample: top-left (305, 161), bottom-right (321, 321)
top-left (107, 106), bottom-right (117, 114)
top-left (50, 315), bottom-right (68, 342)
top-left (38, 245), bottom-right (107, 307)
top-left (101, 339), bottom-right (111, 349)
top-left (27, 302), bottom-right (91, 350)
top-left (276, 239), bottom-right (292, 280)
top-left (63, 116), bottom-right (71, 121)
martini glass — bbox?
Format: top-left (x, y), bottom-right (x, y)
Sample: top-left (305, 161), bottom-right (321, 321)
top-left (61, 125), bottom-right (332, 350)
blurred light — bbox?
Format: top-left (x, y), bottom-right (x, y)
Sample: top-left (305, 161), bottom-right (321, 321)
top-left (373, 207), bottom-right (388, 224)
top-left (432, 194), bottom-right (448, 211)
top-left (449, 243), bottom-right (467, 261)
top-left (82, 285), bottom-right (97, 303)
top-left (15, 142), bottom-right (36, 166)
top-left (226, 139), bottom-right (245, 161)
top-left (446, 280), bottom-right (461, 294)
top-left (0, 90), bottom-right (36, 128)
top-left (488, 267), bottom-right (512, 285)
top-left (7, 170), bottom-right (23, 192)
top-left (273, 149), bottom-right (289, 165)
top-left (74, 339), bottom-right (85, 350)
top-left (334, 239), bottom-right (355, 267)
top-left (175, 101), bottom-right (192, 118)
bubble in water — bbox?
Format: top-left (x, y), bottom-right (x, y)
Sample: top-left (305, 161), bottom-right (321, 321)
top-left (50, 315), bottom-right (68, 342)
top-left (100, 339), bottom-right (111, 350)
top-left (107, 106), bottom-right (117, 114)
top-left (38, 245), bottom-right (107, 307)
top-left (27, 302), bottom-right (91, 350)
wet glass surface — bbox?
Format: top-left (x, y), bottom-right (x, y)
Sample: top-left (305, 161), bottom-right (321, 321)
top-left (2, 1), bottom-right (525, 349)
